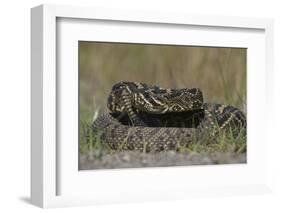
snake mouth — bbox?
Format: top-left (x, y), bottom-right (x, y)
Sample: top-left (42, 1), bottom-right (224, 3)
top-left (111, 108), bottom-right (205, 128)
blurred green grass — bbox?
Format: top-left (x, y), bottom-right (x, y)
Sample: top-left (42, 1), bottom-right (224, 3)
top-left (79, 41), bottom-right (246, 157)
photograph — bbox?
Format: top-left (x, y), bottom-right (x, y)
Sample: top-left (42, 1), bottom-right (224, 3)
top-left (78, 41), bottom-right (247, 170)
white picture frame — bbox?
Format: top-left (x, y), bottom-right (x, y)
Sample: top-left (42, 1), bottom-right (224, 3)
top-left (31, 4), bottom-right (274, 208)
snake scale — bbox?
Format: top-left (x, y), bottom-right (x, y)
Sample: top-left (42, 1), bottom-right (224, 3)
top-left (92, 82), bottom-right (246, 152)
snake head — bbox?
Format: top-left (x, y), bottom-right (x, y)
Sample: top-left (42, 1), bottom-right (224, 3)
top-left (107, 81), bottom-right (141, 113)
top-left (107, 82), bottom-right (129, 113)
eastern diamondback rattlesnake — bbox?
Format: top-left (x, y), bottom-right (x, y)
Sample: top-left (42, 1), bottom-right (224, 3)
top-left (92, 82), bottom-right (246, 152)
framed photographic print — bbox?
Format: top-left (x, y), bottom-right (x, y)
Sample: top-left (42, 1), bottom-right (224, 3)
top-left (31, 4), bottom-right (274, 208)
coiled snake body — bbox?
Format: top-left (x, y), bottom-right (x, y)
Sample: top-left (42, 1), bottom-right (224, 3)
top-left (92, 82), bottom-right (246, 152)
